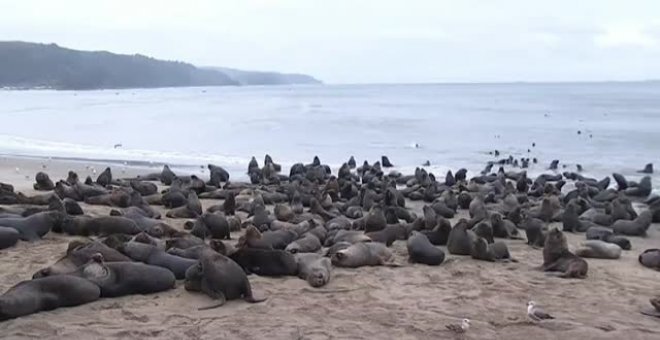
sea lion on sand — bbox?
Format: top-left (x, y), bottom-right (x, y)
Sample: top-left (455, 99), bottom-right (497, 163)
top-left (561, 203), bottom-right (584, 232)
top-left (541, 228), bottom-right (588, 279)
top-left (33, 240), bottom-right (131, 278)
top-left (624, 176), bottom-right (652, 197)
top-left (585, 226), bottom-right (631, 250)
top-left (207, 164), bottom-right (230, 186)
top-left (364, 205), bottom-right (387, 232)
top-left (184, 250), bottom-right (266, 309)
top-left (236, 225), bottom-right (273, 250)
top-left (331, 242), bottom-right (394, 268)
top-left (612, 210), bottom-right (652, 236)
top-left (96, 167), bottom-right (112, 186)
top-left (63, 198), bottom-right (84, 215)
top-left (165, 236), bottom-right (205, 250)
top-left (447, 219), bottom-right (474, 255)
top-left (130, 180), bottom-right (158, 196)
top-left (0, 227), bottom-right (19, 250)
top-left (73, 253), bottom-right (175, 297)
top-left (59, 216), bottom-right (141, 236)
top-left (638, 249), bottom-right (660, 270)
top-left (0, 275), bottom-right (100, 321)
top-left (166, 192), bottom-right (202, 218)
top-left (522, 215), bottom-right (545, 248)
top-left (324, 230), bottom-right (371, 246)
top-left (575, 240), bottom-right (621, 259)
top-left (471, 237), bottom-right (513, 262)
top-left (229, 247), bottom-right (298, 276)
top-left (490, 213), bottom-right (521, 239)
top-left (407, 231), bottom-right (445, 266)
top-left (285, 233), bottom-right (322, 254)
top-left (119, 241), bottom-right (197, 279)
top-left (33, 172), bottom-right (55, 191)
top-left (0, 211), bottom-right (65, 241)
top-left (295, 253), bottom-right (332, 288)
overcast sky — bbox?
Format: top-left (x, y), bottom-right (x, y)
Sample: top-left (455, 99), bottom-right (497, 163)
top-left (1, 0), bottom-right (659, 84)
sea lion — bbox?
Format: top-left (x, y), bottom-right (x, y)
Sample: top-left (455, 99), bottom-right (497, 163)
top-left (407, 231), bottom-right (445, 266)
top-left (119, 241), bottom-right (197, 279)
top-left (585, 226), bottom-right (632, 250)
top-left (0, 226), bottom-right (20, 250)
top-left (638, 249), bottom-right (660, 270)
top-left (624, 176), bottom-right (652, 197)
top-left (229, 247), bottom-right (298, 276)
top-left (522, 215), bottom-right (546, 247)
top-left (0, 211), bottom-right (65, 241)
top-left (490, 213), bottom-right (521, 239)
top-left (295, 253), bottom-right (332, 288)
top-left (33, 240), bottom-right (131, 278)
top-left (63, 198), bottom-right (84, 215)
top-left (33, 172), bottom-right (55, 191)
top-left (130, 180), bottom-right (158, 196)
top-left (472, 222), bottom-right (494, 244)
top-left (285, 233), bottom-right (322, 254)
top-left (207, 164), bottom-right (230, 186)
top-left (166, 191), bottom-right (202, 218)
top-left (364, 205), bottom-right (387, 232)
top-left (324, 230), bottom-right (371, 246)
top-left (165, 236), bottom-right (205, 250)
top-left (447, 219), bottom-right (474, 255)
top-left (331, 242), bottom-right (394, 268)
top-left (638, 163), bottom-right (653, 174)
top-left (184, 250), bottom-right (266, 309)
top-left (72, 253), bottom-right (175, 297)
top-left (612, 210), bottom-right (652, 236)
top-left (59, 216), bottom-right (141, 236)
top-left (561, 203), bottom-right (584, 232)
top-left (471, 237), bottom-right (513, 262)
top-left (236, 225), bottom-right (273, 250)
top-left (366, 224), bottom-right (407, 246)
top-left (541, 228), bottom-right (588, 278)
top-left (575, 240), bottom-right (622, 259)
top-left (96, 167), bottom-right (112, 186)
top-left (0, 275), bottom-right (100, 321)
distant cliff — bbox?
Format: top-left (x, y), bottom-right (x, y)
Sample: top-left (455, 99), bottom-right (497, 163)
top-left (206, 67), bottom-right (322, 85)
top-left (0, 41), bottom-right (321, 90)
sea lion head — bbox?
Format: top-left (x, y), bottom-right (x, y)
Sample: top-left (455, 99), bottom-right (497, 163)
top-left (184, 262), bottom-right (203, 292)
top-left (80, 253), bottom-right (110, 284)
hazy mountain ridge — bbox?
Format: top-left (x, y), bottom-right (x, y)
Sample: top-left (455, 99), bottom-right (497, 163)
top-left (0, 41), bottom-right (320, 90)
top-left (206, 66), bottom-right (321, 85)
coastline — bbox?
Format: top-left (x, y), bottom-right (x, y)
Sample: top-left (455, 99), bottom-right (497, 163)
top-left (0, 156), bottom-right (658, 339)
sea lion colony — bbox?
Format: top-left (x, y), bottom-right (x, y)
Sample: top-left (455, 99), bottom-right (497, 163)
top-left (0, 155), bottom-right (659, 322)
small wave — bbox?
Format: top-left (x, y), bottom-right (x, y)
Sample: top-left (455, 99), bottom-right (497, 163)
top-left (0, 134), bottom-right (249, 168)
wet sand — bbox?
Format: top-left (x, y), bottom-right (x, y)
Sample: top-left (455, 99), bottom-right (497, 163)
top-left (0, 157), bottom-right (659, 339)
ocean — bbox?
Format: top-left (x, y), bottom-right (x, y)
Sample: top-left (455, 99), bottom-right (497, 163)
top-left (1, 82), bottom-right (659, 188)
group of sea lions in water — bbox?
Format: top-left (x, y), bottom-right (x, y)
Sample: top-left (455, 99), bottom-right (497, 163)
top-left (0, 155), bottom-right (659, 321)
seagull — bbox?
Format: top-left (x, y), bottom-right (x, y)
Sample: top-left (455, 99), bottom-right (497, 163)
top-left (445, 318), bottom-right (470, 334)
top-left (527, 301), bottom-right (554, 322)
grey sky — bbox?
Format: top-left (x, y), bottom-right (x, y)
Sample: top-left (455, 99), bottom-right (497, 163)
top-left (1, 0), bottom-right (659, 83)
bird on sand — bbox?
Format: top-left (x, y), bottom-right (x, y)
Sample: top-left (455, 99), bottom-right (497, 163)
top-left (527, 301), bottom-right (554, 322)
top-left (445, 318), bottom-right (470, 333)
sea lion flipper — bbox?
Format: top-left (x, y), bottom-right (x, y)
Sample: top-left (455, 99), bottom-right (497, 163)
top-left (244, 295), bottom-right (267, 304)
top-left (198, 293), bottom-right (227, 310)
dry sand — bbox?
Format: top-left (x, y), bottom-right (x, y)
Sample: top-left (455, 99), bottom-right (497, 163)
top-left (0, 156), bottom-right (659, 339)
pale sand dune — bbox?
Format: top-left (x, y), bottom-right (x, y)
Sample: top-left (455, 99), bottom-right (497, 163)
top-left (0, 157), bottom-right (659, 339)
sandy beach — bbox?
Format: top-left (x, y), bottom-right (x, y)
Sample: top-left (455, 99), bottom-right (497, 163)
top-left (0, 156), bottom-right (659, 340)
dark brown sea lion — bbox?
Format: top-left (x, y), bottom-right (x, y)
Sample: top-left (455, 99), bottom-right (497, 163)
top-left (407, 231), bottom-right (445, 266)
top-left (72, 253), bottom-right (175, 297)
top-left (119, 241), bottom-right (198, 279)
top-left (0, 275), bottom-right (101, 321)
top-left (33, 172), bottom-right (55, 191)
top-left (541, 228), bottom-right (588, 279)
top-left (184, 250), bottom-right (266, 309)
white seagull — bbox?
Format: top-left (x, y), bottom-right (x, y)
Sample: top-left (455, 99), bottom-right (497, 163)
top-left (445, 318), bottom-right (470, 333)
top-left (527, 301), bottom-right (555, 322)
